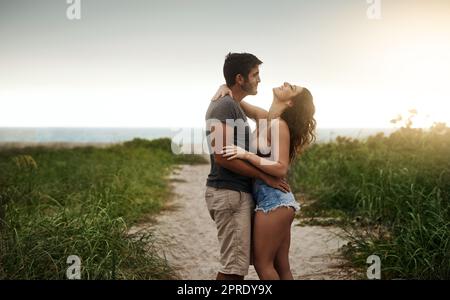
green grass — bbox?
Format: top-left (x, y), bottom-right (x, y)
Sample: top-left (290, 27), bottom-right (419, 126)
top-left (290, 123), bottom-right (450, 279)
top-left (0, 138), bottom-right (207, 279)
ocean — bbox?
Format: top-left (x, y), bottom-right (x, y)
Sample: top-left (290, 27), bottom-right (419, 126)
top-left (0, 127), bottom-right (399, 145)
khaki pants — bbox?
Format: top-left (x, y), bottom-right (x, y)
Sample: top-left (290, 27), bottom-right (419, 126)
top-left (205, 186), bottom-right (255, 276)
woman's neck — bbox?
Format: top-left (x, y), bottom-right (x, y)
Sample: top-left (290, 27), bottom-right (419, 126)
top-left (263, 98), bottom-right (289, 146)
top-left (268, 99), bottom-right (288, 121)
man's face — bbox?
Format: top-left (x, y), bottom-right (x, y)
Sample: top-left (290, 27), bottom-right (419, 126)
top-left (241, 65), bottom-right (260, 95)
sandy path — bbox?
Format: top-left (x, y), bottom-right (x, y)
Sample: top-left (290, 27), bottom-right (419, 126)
top-left (130, 164), bottom-right (355, 280)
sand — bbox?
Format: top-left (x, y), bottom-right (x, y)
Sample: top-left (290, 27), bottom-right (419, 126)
top-left (129, 164), bottom-right (357, 280)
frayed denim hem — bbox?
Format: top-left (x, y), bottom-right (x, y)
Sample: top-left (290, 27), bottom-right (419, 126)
top-left (219, 267), bottom-right (249, 277)
top-left (254, 203), bottom-right (301, 214)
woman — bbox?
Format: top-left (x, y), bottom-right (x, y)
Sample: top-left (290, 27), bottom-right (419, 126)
top-left (212, 82), bottom-right (316, 280)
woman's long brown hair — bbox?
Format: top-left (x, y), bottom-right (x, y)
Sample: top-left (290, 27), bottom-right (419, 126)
top-left (280, 87), bottom-right (317, 162)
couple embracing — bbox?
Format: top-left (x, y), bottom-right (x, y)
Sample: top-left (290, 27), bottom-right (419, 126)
top-left (205, 53), bottom-right (316, 280)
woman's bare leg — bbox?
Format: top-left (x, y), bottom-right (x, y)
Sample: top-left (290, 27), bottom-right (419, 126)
top-left (274, 212), bottom-right (295, 280)
top-left (253, 207), bottom-right (295, 280)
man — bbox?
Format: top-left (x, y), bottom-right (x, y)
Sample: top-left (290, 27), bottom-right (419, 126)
top-left (204, 53), bottom-right (288, 280)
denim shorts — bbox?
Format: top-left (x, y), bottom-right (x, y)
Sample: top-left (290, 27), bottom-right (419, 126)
top-left (252, 179), bottom-right (301, 213)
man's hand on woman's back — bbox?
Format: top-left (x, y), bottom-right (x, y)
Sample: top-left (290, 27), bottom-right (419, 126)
top-left (261, 174), bottom-right (291, 193)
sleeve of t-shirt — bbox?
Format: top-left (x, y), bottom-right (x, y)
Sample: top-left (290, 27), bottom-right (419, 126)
top-left (209, 100), bottom-right (239, 123)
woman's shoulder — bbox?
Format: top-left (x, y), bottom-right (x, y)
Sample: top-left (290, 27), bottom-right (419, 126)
top-left (272, 118), bottom-right (290, 133)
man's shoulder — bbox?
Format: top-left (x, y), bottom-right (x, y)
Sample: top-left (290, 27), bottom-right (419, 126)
top-left (212, 95), bottom-right (237, 109)
top-left (206, 96), bottom-right (239, 118)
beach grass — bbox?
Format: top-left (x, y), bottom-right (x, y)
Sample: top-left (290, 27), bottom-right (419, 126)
top-left (290, 122), bottom-right (450, 279)
top-left (0, 138), bottom-right (207, 279)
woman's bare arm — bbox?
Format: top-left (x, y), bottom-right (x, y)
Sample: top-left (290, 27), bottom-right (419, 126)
top-left (223, 119), bottom-right (291, 178)
top-left (211, 84), bottom-right (269, 121)
top-left (240, 101), bottom-right (269, 121)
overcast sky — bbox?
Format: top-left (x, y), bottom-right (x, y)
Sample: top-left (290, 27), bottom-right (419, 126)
top-left (1, 0), bottom-right (450, 128)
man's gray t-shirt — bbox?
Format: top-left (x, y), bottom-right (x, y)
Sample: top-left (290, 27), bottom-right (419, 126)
top-left (205, 95), bottom-right (252, 193)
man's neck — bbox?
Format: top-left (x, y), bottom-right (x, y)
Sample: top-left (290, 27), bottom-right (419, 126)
top-left (229, 86), bottom-right (247, 103)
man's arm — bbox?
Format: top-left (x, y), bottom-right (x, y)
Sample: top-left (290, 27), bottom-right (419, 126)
top-left (211, 121), bottom-right (290, 192)
top-left (215, 152), bottom-right (266, 180)
top-left (222, 120), bottom-right (291, 178)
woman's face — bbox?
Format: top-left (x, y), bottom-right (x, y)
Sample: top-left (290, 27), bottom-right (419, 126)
top-left (273, 82), bottom-right (303, 103)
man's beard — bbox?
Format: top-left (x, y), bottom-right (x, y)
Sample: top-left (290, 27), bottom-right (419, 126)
top-left (241, 81), bottom-right (256, 95)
